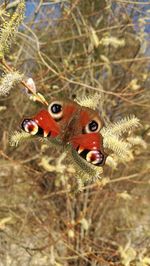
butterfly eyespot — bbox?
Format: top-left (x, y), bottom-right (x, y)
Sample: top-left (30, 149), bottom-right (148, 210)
top-left (21, 119), bottom-right (39, 135)
top-left (86, 150), bottom-right (104, 165)
top-left (48, 101), bottom-right (63, 120)
top-left (84, 119), bottom-right (101, 133)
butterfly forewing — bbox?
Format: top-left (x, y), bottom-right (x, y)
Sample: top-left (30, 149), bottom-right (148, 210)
top-left (21, 109), bottom-right (60, 137)
top-left (70, 133), bottom-right (107, 166)
top-left (21, 99), bottom-right (107, 167)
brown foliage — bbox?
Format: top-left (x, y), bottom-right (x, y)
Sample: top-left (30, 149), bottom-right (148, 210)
top-left (0, 1), bottom-right (150, 265)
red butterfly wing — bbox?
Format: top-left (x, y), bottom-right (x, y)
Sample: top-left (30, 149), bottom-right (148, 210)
top-left (34, 110), bottom-right (60, 137)
top-left (21, 109), bottom-right (60, 137)
top-left (21, 99), bottom-right (107, 167)
top-left (71, 133), bottom-right (102, 150)
top-left (70, 133), bottom-right (107, 166)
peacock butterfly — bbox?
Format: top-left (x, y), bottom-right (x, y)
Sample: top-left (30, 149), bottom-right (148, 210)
top-left (21, 99), bottom-right (107, 166)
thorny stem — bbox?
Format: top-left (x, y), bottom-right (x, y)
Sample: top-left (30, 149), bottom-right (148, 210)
top-left (0, 58), bottom-right (48, 106)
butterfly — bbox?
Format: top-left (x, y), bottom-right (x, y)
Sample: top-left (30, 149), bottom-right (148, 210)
top-left (21, 99), bottom-right (107, 167)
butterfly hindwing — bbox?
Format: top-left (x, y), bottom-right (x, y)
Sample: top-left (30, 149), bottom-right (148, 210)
top-left (21, 99), bottom-right (107, 167)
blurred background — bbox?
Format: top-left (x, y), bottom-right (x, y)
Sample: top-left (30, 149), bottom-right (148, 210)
top-left (0, 0), bottom-right (150, 265)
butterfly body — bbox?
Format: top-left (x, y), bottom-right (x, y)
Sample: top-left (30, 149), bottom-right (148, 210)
top-left (21, 99), bottom-right (107, 166)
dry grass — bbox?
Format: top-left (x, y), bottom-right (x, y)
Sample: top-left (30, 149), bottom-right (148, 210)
top-left (0, 1), bottom-right (150, 265)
